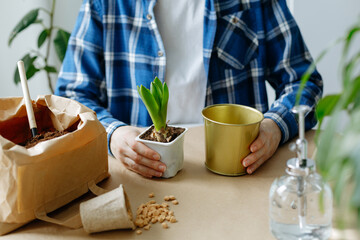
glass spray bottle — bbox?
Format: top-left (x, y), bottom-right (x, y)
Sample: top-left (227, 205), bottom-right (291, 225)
top-left (269, 106), bottom-right (333, 240)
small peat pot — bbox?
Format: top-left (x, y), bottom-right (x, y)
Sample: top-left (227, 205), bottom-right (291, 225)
top-left (136, 125), bottom-right (188, 178)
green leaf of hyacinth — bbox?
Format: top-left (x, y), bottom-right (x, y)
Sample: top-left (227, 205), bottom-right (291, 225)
top-left (161, 82), bottom-right (169, 123)
top-left (138, 85), bottom-right (163, 131)
top-left (54, 29), bottom-right (71, 62)
top-left (150, 82), bottom-right (162, 107)
top-left (137, 77), bottom-right (169, 131)
top-left (14, 54), bottom-right (39, 84)
top-left (37, 29), bottom-right (49, 48)
top-left (8, 9), bottom-right (40, 46)
top-left (154, 77), bottom-right (163, 95)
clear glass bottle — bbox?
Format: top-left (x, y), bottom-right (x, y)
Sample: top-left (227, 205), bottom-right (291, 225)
top-left (269, 106), bottom-right (333, 240)
top-left (269, 158), bottom-right (333, 240)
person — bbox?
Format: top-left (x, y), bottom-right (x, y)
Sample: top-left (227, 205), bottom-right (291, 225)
top-left (55, 0), bottom-right (323, 178)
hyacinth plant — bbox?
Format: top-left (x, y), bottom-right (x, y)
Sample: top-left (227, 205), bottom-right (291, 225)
top-left (137, 77), bottom-right (170, 142)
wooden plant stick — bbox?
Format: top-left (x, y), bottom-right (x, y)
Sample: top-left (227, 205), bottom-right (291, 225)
top-left (17, 60), bottom-right (38, 137)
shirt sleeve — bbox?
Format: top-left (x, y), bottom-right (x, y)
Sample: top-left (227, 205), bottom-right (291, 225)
top-left (262, 0), bottom-right (323, 144)
top-left (55, 0), bottom-right (125, 156)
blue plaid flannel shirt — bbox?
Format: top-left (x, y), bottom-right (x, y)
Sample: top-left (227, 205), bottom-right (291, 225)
top-left (55, 0), bottom-right (323, 155)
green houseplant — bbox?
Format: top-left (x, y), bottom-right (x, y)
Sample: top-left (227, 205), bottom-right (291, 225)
top-left (8, 0), bottom-right (70, 93)
top-left (137, 77), bottom-right (170, 142)
top-left (297, 18), bottom-right (360, 230)
top-left (136, 77), bottom-right (187, 178)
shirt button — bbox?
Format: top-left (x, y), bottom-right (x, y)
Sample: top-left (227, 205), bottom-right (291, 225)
top-left (146, 14), bottom-right (152, 20)
top-left (158, 51), bottom-right (164, 57)
top-left (231, 17), bottom-right (238, 24)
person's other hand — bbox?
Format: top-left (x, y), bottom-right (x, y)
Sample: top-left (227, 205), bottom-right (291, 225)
top-left (110, 126), bottom-right (166, 178)
top-left (242, 118), bottom-right (281, 174)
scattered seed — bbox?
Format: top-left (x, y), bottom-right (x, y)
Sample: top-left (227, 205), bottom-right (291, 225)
top-left (159, 215), bottom-right (165, 223)
top-left (136, 194), bottom-right (178, 232)
top-left (162, 222), bottom-right (169, 229)
top-left (170, 216), bottom-right (177, 223)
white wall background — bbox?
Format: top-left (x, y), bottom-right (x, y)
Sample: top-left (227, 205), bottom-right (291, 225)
top-left (1, 0), bottom-right (360, 102)
top-left (267, 0), bottom-right (360, 103)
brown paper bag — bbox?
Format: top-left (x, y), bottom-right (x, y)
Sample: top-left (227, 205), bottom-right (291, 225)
top-left (0, 95), bottom-right (109, 235)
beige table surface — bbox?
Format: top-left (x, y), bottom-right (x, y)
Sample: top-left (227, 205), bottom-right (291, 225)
top-left (0, 126), bottom-right (339, 240)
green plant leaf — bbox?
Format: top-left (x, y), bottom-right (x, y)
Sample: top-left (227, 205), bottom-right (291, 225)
top-left (34, 19), bottom-right (43, 24)
top-left (343, 51), bottom-right (360, 91)
top-left (138, 85), bottom-right (164, 131)
top-left (353, 90), bottom-right (360, 109)
top-left (37, 29), bottom-right (49, 48)
top-left (150, 82), bottom-right (162, 107)
top-left (44, 65), bottom-right (57, 73)
top-left (341, 20), bottom-right (360, 89)
top-left (315, 111), bottom-right (341, 178)
top-left (154, 77), bottom-right (163, 95)
top-left (161, 82), bottom-right (169, 124)
top-left (8, 8), bottom-right (40, 46)
top-left (342, 24), bottom-right (360, 63)
top-left (14, 54), bottom-right (39, 84)
top-left (53, 29), bottom-right (71, 62)
top-left (137, 77), bottom-right (169, 131)
top-left (333, 161), bottom-right (351, 205)
top-left (345, 75), bottom-right (360, 109)
top-left (350, 141), bottom-right (360, 207)
top-left (315, 94), bottom-right (341, 123)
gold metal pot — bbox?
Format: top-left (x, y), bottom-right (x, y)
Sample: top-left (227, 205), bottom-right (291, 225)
top-left (202, 104), bottom-right (264, 176)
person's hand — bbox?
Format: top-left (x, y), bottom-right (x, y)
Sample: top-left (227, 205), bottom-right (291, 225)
top-left (110, 126), bottom-right (166, 178)
top-left (242, 118), bottom-right (282, 174)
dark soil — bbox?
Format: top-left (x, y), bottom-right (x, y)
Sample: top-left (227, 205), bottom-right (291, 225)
top-left (22, 130), bottom-right (68, 149)
top-left (140, 126), bottom-right (185, 143)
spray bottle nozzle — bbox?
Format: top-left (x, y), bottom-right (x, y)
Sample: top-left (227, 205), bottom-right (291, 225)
top-left (291, 105), bottom-right (312, 167)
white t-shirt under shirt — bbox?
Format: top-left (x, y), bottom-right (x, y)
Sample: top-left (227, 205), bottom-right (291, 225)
top-left (154, 0), bottom-right (207, 126)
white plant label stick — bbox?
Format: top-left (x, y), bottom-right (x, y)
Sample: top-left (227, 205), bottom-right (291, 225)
top-left (17, 60), bottom-right (38, 137)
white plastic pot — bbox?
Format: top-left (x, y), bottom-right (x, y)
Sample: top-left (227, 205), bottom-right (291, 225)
top-left (136, 126), bottom-right (188, 178)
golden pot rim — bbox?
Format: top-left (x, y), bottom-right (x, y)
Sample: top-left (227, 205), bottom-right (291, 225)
top-left (202, 104), bottom-right (264, 126)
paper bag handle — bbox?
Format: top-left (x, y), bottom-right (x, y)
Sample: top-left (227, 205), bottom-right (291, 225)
top-left (35, 208), bottom-right (83, 229)
top-left (34, 181), bottom-right (108, 229)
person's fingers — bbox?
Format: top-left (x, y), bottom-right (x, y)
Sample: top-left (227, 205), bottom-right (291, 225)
top-left (128, 138), bottom-right (160, 161)
top-left (122, 156), bottom-right (163, 178)
top-left (246, 156), bottom-right (267, 174)
top-left (249, 134), bottom-right (265, 152)
top-left (110, 126), bottom-right (166, 178)
top-left (241, 119), bottom-right (282, 174)
top-left (123, 144), bottom-right (166, 172)
top-left (242, 147), bottom-right (266, 167)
